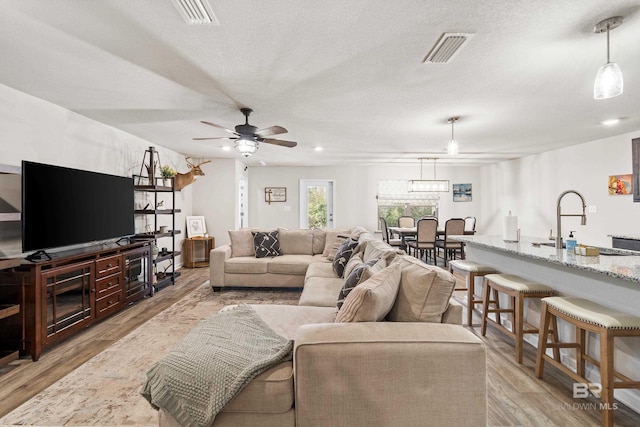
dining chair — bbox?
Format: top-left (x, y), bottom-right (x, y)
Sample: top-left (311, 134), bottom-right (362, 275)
top-left (397, 216), bottom-right (416, 245)
top-left (464, 216), bottom-right (476, 233)
top-left (397, 216), bottom-right (415, 228)
top-left (379, 217), bottom-right (402, 247)
top-left (406, 218), bottom-right (438, 265)
top-left (435, 218), bottom-right (466, 267)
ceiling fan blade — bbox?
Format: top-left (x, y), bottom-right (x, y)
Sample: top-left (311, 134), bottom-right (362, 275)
top-left (200, 120), bottom-right (238, 135)
top-left (192, 136), bottom-right (238, 141)
top-left (262, 138), bottom-right (297, 148)
top-left (255, 125), bottom-right (288, 137)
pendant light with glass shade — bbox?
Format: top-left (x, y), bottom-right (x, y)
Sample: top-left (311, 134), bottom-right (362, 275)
top-left (447, 117), bottom-right (459, 155)
top-left (593, 16), bottom-right (624, 100)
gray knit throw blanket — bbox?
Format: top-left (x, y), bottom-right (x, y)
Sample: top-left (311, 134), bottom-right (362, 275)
top-left (141, 304), bottom-right (293, 427)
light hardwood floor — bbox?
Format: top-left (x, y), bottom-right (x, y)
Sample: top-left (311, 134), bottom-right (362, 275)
top-left (0, 263), bottom-right (639, 426)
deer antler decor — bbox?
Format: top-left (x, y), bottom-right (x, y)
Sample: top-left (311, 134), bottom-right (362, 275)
top-left (174, 156), bottom-right (211, 190)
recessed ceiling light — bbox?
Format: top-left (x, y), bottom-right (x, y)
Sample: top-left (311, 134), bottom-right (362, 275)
top-left (222, 145), bottom-right (231, 151)
top-left (314, 146), bottom-right (323, 152)
top-left (601, 118), bottom-right (620, 125)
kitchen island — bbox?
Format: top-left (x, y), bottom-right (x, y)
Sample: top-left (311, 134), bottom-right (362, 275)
top-left (454, 235), bottom-right (640, 314)
top-left (454, 235), bottom-right (640, 414)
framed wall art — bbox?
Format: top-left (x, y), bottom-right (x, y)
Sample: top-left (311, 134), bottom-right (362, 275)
top-left (453, 183), bottom-right (472, 202)
top-left (186, 216), bottom-right (207, 238)
top-left (608, 174), bottom-right (632, 195)
top-left (633, 138), bottom-right (640, 202)
top-left (265, 187), bottom-right (286, 204)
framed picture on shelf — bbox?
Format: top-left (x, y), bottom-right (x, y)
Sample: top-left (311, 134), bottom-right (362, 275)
top-left (265, 187), bottom-right (286, 203)
top-left (186, 216), bottom-right (207, 238)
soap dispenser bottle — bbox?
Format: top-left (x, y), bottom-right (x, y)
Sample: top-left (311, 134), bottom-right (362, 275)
top-left (566, 231), bottom-right (577, 252)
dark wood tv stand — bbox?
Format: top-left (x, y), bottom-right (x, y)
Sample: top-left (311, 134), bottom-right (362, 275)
top-left (11, 241), bottom-right (153, 361)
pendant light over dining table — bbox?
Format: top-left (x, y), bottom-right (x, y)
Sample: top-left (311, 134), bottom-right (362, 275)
top-left (408, 158), bottom-right (449, 192)
top-left (593, 16), bottom-right (624, 100)
top-left (447, 117), bottom-right (459, 155)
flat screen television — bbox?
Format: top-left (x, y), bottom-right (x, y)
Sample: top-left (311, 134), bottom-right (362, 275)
top-left (22, 161), bottom-right (135, 257)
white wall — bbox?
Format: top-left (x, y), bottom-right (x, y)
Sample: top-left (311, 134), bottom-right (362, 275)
top-left (480, 131), bottom-right (640, 248)
top-left (191, 158), bottom-right (247, 247)
top-left (247, 163), bottom-right (482, 232)
top-left (0, 83), bottom-right (192, 258)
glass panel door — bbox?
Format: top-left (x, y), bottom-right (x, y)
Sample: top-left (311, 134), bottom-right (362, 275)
top-left (43, 261), bottom-right (94, 339)
top-left (300, 180), bottom-right (334, 229)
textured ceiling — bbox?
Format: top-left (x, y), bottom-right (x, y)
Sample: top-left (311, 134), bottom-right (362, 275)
top-left (2, 0), bottom-right (640, 166)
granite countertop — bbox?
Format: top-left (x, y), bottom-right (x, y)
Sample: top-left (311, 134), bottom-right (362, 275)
top-left (609, 234), bottom-right (640, 240)
top-left (454, 235), bottom-right (640, 284)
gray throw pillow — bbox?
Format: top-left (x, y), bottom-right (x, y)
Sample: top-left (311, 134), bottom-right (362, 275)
top-left (332, 238), bottom-right (358, 278)
top-left (336, 259), bottom-right (379, 310)
top-left (252, 231), bottom-right (281, 258)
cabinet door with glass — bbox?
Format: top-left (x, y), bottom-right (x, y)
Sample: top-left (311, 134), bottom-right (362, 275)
top-left (123, 246), bottom-right (152, 304)
top-left (40, 260), bottom-right (95, 348)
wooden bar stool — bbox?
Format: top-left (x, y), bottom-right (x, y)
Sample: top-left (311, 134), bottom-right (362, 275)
top-left (448, 260), bottom-right (497, 326)
top-left (481, 273), bottom-right (556, 363)
top-left (536, 297), bottom-right (640, 427)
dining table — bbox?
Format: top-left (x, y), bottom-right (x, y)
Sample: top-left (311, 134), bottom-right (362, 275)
top-left (388, 226), bottom-right (474, 250)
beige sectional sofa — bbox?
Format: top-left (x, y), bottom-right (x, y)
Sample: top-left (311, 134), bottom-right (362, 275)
top-left (159, 227), bottom-right (486, 426)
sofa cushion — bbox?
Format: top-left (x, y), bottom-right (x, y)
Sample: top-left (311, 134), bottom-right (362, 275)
top-left (342, 253), bottom-right (363, 280)
top-left (386, 256), bottom-right (456, 323)
top-left (305, 262), bottom-right (337, 279)
top-left (312, 254), bottom-right (331, 263)
top-left (278, 228), bottom-right (314, 255)
top-left (336, 259), bottom-right (380, 310)
top-left (228, 229), bottom-right (256, 257)
top-left (267, 255), bottom-right (314, 275)
top-left (222, 361), bottom-right (293, 414)
top-left (321, 229), bottom-right (352, 259)
top-left (335, 261), bottom-right (402, 322)
top-left (248, 304), bottom-right (338, 339)
top-left (253, 230), bottom-right (282, 258)
top-left (298, 276), bottom-right (345, 307)
top-left (225, 257), bottom-right (270, 274)
top-left (362, 238), bottom-right (402, 264)
top-left (312, 228), bottom-right (326, 255)
top-left (332, 238), bottom-right (359, 278)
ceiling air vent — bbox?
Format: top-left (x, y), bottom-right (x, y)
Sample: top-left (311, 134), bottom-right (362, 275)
top-left (170, 0), bottom-right (219, 25)
top-left (422, 33), bottom-right (473, 63)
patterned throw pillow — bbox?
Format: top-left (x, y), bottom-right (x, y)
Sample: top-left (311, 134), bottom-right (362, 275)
top-left (252, 231), bottom-right (281, 258)
top-left (336, 259), bottom-right (379, 310)
top-left (332, 238), bottom-right (359, 278)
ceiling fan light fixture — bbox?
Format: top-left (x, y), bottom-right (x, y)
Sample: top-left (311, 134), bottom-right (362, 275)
top-left (235, 138), bottom-right (258, 158)
top-left (593, 16), bottom-right (624, 100)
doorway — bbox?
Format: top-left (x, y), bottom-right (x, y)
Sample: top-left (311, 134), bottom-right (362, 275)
top-left (299, 179), bottom-right (334, 229)
top-left (238, 177), bottom-right (248, 228)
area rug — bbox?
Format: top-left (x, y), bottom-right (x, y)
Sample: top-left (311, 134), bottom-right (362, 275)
top-left (0, 282), bottom-right (300, 426)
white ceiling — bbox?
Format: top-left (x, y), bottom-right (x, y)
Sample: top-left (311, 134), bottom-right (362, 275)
top-left (2, 0), bottom-right (640, 167)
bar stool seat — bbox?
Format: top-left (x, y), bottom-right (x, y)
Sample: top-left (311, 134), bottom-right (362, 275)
top-left (536, 297), bottom-right (640, 427)
top-left (481, 273), bottom-right (557, 363)
top-left (448, 260), bottom-right (497, 326)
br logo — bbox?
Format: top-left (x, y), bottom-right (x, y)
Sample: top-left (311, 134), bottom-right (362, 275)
top-left (573, 382), bottom-right (602, 398)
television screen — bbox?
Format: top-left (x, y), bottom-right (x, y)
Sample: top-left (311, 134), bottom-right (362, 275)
top-left (22, 161), bottom-right (134, 253)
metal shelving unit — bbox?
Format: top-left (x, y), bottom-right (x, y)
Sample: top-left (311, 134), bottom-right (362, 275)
top-left (133, 147), bottom-right (181, 293)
